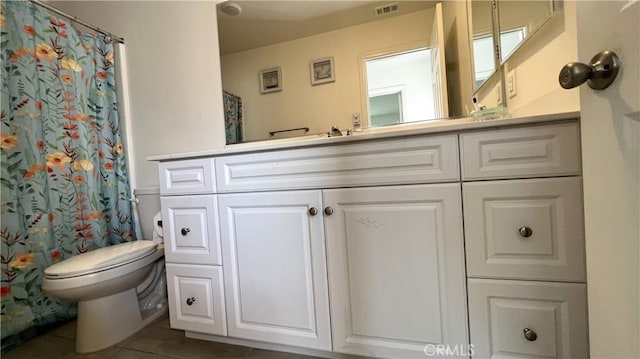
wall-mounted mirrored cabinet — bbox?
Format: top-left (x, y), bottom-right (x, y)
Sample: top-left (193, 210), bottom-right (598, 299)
top-left (217, 0), bottom-right (559, 144)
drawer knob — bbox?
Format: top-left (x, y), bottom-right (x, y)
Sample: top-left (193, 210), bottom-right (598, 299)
top-left (324, 207), bottom-right (334, 216)
top-left (518, 226), bottom-right (533, 238)
top-left (186, 297), bottom-right (196, 306)
top-left (308, 207), bottom-right (318, 216)
top-left (181, 227), bottom-right (191, 236)
top-left (523, 328), bottom-right (538, 341)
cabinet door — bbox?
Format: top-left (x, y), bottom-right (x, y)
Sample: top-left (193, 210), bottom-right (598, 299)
top-left (324, 184), bottom-right (468, 358)
top-left (468, 279), bottom-right (589, 359)
top-left (161, 195), bottom-right (222, 265)
top-left (218, 191), bottom-right (331, 351)
top-left (165, 263), bottom-right (226, 335)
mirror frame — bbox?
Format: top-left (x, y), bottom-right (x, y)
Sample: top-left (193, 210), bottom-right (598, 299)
top-left (468, 0), bottom-right (501, 95)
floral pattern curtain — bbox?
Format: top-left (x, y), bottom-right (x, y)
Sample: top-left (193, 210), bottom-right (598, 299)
top-left (223, 91), bottom-right (243, 144)
top-left (0, 1), bottom-right (135, 351)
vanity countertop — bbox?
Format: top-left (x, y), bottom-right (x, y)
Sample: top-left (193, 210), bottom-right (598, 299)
top-left (147, 111), bottom-right (580, 161)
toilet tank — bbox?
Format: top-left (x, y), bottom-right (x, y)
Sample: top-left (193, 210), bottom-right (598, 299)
top-left (133, 187), bottom-right (160, 240)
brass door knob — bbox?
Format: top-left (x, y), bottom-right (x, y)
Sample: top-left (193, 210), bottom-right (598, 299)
top-left (324, 207), bottom-right (334, 216)
top-left (308, 207), bottom-right (318, 216)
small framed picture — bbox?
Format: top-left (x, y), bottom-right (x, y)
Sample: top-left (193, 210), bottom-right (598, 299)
top-left (310, 57), bottom-right (335, 85)
top-left (259, 67), bottom-right (282, 94)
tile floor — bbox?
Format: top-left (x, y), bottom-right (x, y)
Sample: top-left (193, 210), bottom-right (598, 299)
top-left (2, 313), bottom-right (321, 359)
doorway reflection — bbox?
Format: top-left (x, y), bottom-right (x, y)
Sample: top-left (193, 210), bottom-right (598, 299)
top-left (365, 48), bottom-right (434, 127)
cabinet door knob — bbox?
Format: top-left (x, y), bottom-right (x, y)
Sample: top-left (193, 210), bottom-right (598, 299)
top-left (181, 227), bottom-right (191, 236)
top-left (518, 226), bottom-right (533, 238)
top-left (523, 328), bottom-right (538, 341)
top-left (324, 207), bottom-right (334, 216)
top-left (308, 207), bottom-right (318, 216)
top-left (186, 297), bottom-right (196, 306)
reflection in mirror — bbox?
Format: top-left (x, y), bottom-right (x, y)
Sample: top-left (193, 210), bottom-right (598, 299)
top-left (370, 92), bottom-right (403, 126)
top-left (470, 0), bottom-right (496, 90)
top-left (497, 1), bottom-right (554, 62)
top-left (365, 49), bottom-right (433, 127)
top-left (217, 1), bottom-right (460, 144)
top-left (470, 0), bottom-right (556, 92)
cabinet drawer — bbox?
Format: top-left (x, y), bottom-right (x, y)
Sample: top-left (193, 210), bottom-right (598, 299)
top-left (159, 158), bottom-right (216, 195)
top-left (166, 263), bottom-right (226, 335)
top-left (215, 134), bottom-right (459, 192)
top-left (460, 122), bottom-right (581, 180)
top-left (464, 177), bottom-right (586, 282)
top-left (161, 195), bottom-right (222, 265)
top-left (468, 279), bottom-right (588, 359)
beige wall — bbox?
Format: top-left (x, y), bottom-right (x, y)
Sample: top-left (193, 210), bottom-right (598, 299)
top-left (51, 1), bottom-right (226, 188)
top-left (221, 9), bottom-right (435, 142)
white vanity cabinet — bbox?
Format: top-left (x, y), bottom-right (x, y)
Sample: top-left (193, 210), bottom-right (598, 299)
top-left (159, 159), bottom-right (227, 336)
top-left (154, 116), bottom-right (589, 359)
top-left (216, 183), bottom-right (467, 357)
top-left (212, 133), bottom-right (466, 357)
top-left (461, 122), bottom-right (589, 359)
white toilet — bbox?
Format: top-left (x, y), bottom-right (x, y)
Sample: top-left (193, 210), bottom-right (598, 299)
top-left (42, 187), bottom-right (166, 353)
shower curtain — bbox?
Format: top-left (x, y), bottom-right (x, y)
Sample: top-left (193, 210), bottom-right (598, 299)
top-left (223, 91), bottom-right (243, 144)
top-left (0, 1), bottom-right (135, 351)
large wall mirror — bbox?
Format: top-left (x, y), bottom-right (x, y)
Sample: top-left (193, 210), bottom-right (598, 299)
top-left (218, 1), bottom-right (462, 144)
top-left (469, 0), bottom-right (556, 93)
top-left (218, 0), bottom-right (557, 145)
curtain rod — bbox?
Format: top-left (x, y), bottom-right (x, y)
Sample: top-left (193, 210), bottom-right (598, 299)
top-left (29, 0), bottom-right (125, 44)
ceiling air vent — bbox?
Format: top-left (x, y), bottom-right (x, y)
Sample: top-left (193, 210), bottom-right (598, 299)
top-left (374, 2), bottom-right (399, 16)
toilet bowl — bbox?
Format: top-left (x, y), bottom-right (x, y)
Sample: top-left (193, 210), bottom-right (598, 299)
top-left (42, 187), bottom-right (166, 353)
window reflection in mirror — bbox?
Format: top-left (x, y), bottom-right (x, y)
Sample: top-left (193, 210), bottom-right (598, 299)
top-left (470, 0), bottom-right (495, 90)
top-left (498, 1), bottom-right (553, 62)
top-left (472, 34), bottom-right (495, 88)
top-left (472, 28), bottom-right (525, 87)
top-left (365, 49), bottom-right (433, 127)
top-left (470, 0), bottom-right (554, 93)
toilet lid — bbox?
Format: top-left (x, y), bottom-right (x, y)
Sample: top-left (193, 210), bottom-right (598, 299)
top-left (45, 240), bottom-right (157, 278)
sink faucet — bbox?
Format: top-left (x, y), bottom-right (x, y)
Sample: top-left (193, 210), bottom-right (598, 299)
top-left (327, 126), bottom-right (354, 137)
top-left (329, 126), bottom-right (343, 137)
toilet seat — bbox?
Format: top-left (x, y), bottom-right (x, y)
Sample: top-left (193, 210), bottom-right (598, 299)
top-left (45, 240), bottom-right (157, 279)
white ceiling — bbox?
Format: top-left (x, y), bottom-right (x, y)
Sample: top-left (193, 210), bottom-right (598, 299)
top-left (221, 1), bottom-right (379, 21)
top-left (217, 1), bottom-right (437, 55)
